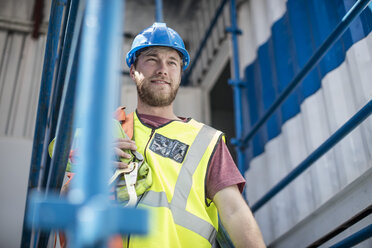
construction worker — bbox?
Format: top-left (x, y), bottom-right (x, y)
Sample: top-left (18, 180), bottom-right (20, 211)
top-left (114, 22), bottom-right (266, 248)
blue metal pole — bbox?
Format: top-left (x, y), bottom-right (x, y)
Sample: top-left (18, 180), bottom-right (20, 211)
top-left (35, 2), bottom-right (76, 247)
top-left (72, 0), bottom-right (122, 201)
top-left (21, 1), bottom-right (66, 247)
top-left (27, 0), bottom-right (148, 246)
top-left (39, 0), bottom-right (72, 190)
top-left (47, 45), bottom-right (79, 192)
top-left (329, 224), bottom-right (372, 248)
top-left (155, 0), bottom-right (164, 22)
top-left (251, 99), bottom-right (372, 212)
top-left (40, 0), bottom-right (74, 188)
top-left (38, 0), bottom-right (84, 244)
top-left (70, 0), bottom-right (144, 245)
top-left (181, 0), bottom-right (228, 85)
top-left (242, 0), bottom-right (372, 147)
top-left (70, 0), bottom-right (121, 244)
top-left (46, 0), bottom-right (81, 193)
top-left (227, 0), bottom-right (246, 174)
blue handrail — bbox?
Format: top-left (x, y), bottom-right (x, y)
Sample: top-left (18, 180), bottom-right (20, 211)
top-left (251, 99), bottom-right (372, 212)
top-left (242, 0), bottom-right (372, 147)
top-left (39, 0), bottom-right (72, 190)
top-left (21, 1), bottom-right (66, 246)
top-left (181, 0), bottom-right (228, 85)
top-left (227, 0), bottom-right (246, 174)
top-left (329, 223), bottom-right (372, 248)
top-left (27, 0), bottom-right (148, 247)
top-left (46, 0), bottom-right (82, 193)
top-left (31, 1), bottom-right (82, 246)
top-left (155, 0), bottom-right (164, 22)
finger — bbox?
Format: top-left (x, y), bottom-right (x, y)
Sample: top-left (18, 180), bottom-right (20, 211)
top-left (113, 138), bottom-right (136, 146)
top-left (61, 184), bottom-right (69, 195)
top-left (113, 161), bottom-right (129, 169)
top-left (114, 138), bottom-right (136, 144)
top-left (114, 142), bottom-right (137, 151)
top-left (113, 148), bottom-right (132, 159)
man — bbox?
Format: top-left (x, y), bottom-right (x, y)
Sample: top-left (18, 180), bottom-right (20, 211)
top-left (115, 22), bottom-right (265, 248)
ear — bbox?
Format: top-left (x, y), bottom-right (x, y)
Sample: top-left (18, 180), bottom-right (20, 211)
top-left (129, 65), bottom-right (135, 80)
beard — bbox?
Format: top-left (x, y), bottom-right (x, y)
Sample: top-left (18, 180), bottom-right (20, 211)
top-left (136, 78), bottom-right (179, 107)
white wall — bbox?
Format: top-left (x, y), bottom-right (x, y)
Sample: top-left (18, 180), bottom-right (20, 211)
top-left (0, 138), bottom-right (32, 247)
top-left (0, 0), bottom-right (49, 246)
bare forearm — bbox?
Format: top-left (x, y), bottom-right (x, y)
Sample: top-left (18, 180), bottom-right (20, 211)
top-left (220, 204), bottom-right (266, 248)
top-left (215, 186), bottom-right (266, 248)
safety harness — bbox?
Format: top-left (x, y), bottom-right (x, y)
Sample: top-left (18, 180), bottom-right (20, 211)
top-left (109, 114), bottom-right (152, 206)
top-left (49, 107), bottom-right (151, 247)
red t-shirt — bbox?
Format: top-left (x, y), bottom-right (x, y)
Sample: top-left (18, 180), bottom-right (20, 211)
top-left (137, 113), bottom-right (245, 200)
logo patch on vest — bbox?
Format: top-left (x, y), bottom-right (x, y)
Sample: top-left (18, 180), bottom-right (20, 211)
top-left (149, 133), bottom-right (189, 163)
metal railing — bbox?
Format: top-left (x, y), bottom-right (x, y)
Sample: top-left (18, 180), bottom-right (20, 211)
top-left (181, 0), bottom-right (228, 85)
top-left (21, 0), bottom-right (148, 247)
top-left (240, 0), bottom-right (372, 245)
top-left (242, 0), bottom-right (372, 212)
top-left (155, 0), bottom-right (164, 22)
top-left (251, 99), bottom-right (372, 212)
top-left (21, 0), bottom-right (66, 246)
top-left (178, 0), bottom-right (372, 245)
top-left (181, 0), bottom-right (248, 174)
top-left (307, 205), bottom-right (372, 247)
top-left (241, 0), bottom-right (372, 148)
top-left (329, 223), bottom-right (372, 248)
top-left (226, 0), bottom-right (246, 175)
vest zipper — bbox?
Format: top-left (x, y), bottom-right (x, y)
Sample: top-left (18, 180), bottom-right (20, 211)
top-left (127, 129), bottom-right (155, 248)
top-left (144, 128), bottom-right (155, 162)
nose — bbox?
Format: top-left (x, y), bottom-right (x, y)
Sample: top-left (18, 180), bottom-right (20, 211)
top-left (156, 60), bottom-right (168, 76)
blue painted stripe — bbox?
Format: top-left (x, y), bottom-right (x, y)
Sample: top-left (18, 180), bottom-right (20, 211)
top-left (272, 15), bottom-right (300, 122)
top-left (244, 0), bottom-right (372, 159)
top-left (245, 62), bottom-right (265, 157)
top-left (258, 41), bottom-right (281, 140)
top-left (308, 0), bottom-right (346, 76)
top-left (288, 0), bottom-right (322, 100)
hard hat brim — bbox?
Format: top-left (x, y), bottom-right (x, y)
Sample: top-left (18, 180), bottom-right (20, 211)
top-left (126, 44), bottom-right (190, 70)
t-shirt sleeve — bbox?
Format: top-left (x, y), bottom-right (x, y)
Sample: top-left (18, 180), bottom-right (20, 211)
top-left (206, 139), bottom-right (246, 200)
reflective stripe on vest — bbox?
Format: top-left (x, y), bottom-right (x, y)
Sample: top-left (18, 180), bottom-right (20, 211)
top-left (141, 191), bottom-right (217, 244)
top-left (140, 124), bottom-right (218, 244)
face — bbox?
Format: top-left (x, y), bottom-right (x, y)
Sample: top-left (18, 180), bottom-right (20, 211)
top-left (130, 47), bottom-right (182, 107)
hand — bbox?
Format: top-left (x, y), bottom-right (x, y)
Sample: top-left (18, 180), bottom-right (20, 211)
top-left (112, 138), bottom-right (137, 169)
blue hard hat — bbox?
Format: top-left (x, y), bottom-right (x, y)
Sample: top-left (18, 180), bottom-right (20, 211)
top-left (126, 22), bottom-right (190, 70)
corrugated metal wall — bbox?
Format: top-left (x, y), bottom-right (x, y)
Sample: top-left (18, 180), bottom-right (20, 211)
top-left (0, 0), bottom-right (50, 139)
top-left (0, 1), bottom-right (50, 247)
top-left (238, 0), bottom-right (372, 245)
top-left (0, 31), bottom-right (45, 139)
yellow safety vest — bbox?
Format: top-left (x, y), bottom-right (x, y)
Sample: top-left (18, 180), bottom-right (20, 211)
top-left (127, 111), bottom-right (223, 248)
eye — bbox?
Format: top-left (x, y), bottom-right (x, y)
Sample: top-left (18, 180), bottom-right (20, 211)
top-left (146, 57), bottom-right (157, 62)
top-left (168, 60), bottom-right (178, 66)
